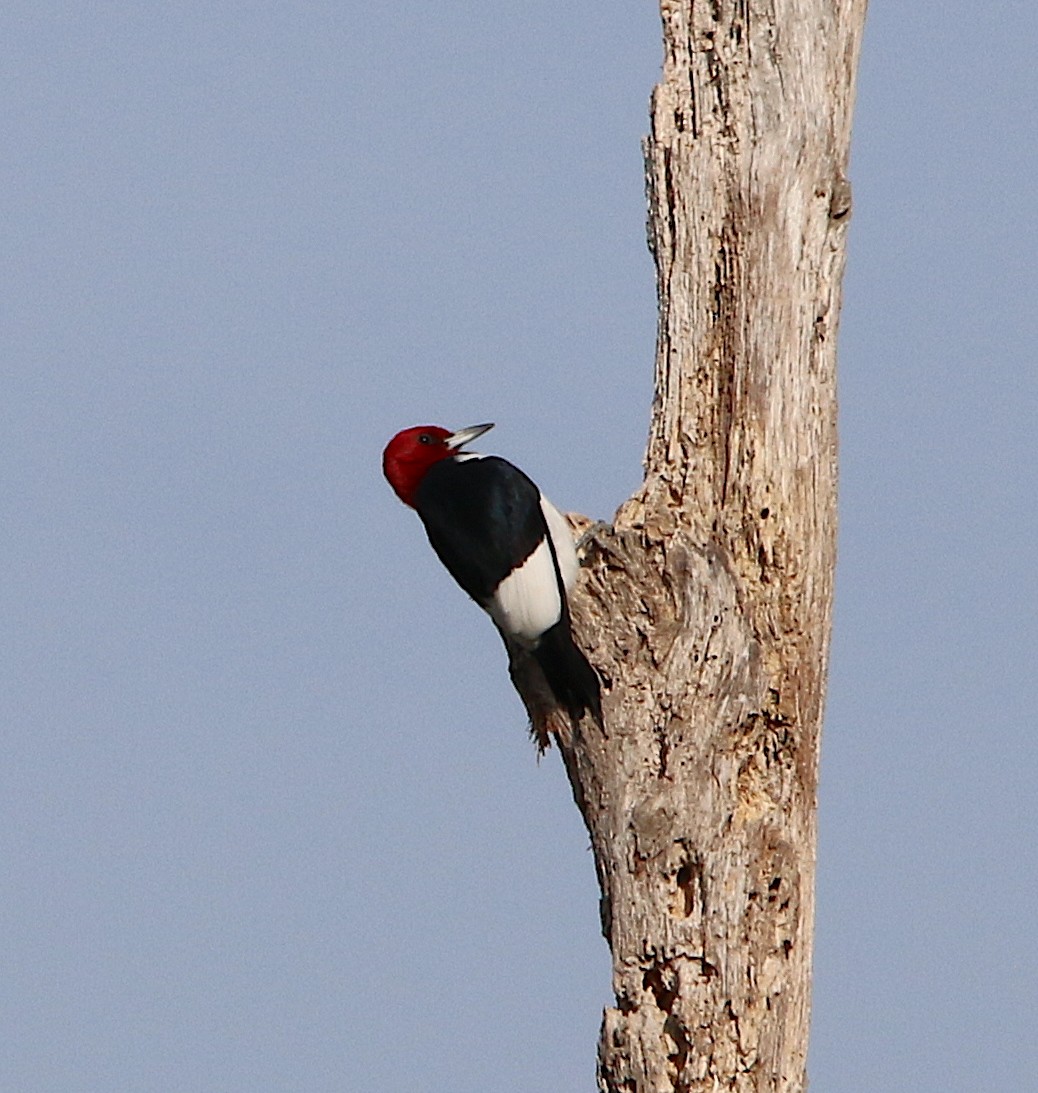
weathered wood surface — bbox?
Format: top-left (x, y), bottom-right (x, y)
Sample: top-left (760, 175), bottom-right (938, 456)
top-left (524, 3), bottom-right (866, 1090)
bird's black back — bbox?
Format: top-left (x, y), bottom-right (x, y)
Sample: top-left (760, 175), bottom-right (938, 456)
top-left (413, 455), bottom-right (547, 606)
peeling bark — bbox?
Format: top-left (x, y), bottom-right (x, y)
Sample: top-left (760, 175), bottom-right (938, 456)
top-left (515, 2), bottom-right (867, 1089)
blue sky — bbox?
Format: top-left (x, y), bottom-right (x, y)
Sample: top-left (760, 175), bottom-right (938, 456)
top-left (3, 3), bottom-right (1035, 1090)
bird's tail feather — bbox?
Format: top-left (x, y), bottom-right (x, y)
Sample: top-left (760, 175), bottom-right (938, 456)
top-left (533, 622), bottom-right (603, 726)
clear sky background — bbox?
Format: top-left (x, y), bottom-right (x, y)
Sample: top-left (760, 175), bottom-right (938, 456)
top-left (3, 3), bottom-right (1035, 1091)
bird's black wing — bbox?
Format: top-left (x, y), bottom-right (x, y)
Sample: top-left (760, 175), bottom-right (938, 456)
top-left (412, 456), bottom-right (546, 606)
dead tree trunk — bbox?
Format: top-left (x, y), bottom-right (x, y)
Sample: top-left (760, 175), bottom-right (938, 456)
top-left (548, 3), bottom-right (866, 1090)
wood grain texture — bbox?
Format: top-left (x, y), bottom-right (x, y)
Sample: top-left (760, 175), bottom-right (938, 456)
top-left (513, 3), bottom-right (867, 1089)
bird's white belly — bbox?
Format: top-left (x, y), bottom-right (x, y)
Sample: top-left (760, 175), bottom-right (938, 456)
top-left (539, 496), bottom-right (578, 592)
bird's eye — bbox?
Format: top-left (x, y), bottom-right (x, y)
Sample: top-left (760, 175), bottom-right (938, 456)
top-left (418, 433), bottom-right (433, 445)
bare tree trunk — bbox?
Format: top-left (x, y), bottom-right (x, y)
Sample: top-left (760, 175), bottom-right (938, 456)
top-left (537, 3), bottom-right (866, 1090)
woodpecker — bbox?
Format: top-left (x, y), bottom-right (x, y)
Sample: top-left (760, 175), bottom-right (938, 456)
top-left (382, 422), bottom-right (602, 726)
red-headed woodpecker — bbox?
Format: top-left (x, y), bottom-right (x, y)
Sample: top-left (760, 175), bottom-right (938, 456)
top-left (383, 422), bottom-right (602, 726)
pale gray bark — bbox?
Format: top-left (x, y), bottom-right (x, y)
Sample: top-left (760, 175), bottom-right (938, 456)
top-left (515, 3), bottom-right (868, 1090)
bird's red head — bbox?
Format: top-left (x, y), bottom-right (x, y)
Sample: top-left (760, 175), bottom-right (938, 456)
top-left (382, 422), bottom-right (494, 507)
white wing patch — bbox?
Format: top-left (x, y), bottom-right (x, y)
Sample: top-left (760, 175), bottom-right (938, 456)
top-left (488, 537), bottom-right (562, 646)
top-left (486, 493), bottom-right (578, 647)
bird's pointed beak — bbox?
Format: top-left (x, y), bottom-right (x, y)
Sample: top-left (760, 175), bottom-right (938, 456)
top-left (445, 422), bottom-right (494, 450)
